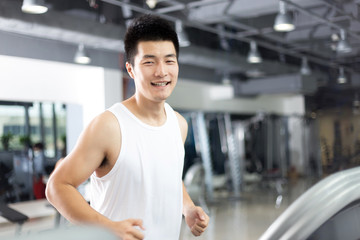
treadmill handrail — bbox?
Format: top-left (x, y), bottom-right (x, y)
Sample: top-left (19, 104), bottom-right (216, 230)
top-left (259, 166), bottom-right (360, 240)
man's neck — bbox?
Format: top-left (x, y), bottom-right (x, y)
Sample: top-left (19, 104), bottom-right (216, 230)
top-left (123, 96), bottom-right (167, 126)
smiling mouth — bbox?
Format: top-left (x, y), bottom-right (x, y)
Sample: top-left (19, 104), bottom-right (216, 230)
top-left (151, 82), bottom-right (170, 86)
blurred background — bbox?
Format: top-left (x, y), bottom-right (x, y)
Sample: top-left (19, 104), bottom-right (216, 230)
top-left (1, 0), bottom-right (360, 239)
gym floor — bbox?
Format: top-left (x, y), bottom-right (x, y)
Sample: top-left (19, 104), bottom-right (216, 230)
top-left (180, 178), bottom-right (313, 240)
top-left (0, 178), bottom-right (313, 240)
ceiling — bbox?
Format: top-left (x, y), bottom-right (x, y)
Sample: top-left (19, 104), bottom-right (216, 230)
top-left (1, 0), bottom-right (360, 112)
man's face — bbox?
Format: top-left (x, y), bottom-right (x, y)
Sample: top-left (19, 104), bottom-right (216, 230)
top-left (126, 41), bottom-right (179, 103)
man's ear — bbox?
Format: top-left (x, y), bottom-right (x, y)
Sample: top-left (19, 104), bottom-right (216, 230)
top-left (126, 62), bottom-right (135, 79)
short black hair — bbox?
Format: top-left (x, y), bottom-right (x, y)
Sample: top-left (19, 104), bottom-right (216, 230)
top-left (124, 14), bottom-right (179, 66)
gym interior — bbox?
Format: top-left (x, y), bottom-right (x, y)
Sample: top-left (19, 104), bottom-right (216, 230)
top-left (1, 1), bottom-right (360, 239)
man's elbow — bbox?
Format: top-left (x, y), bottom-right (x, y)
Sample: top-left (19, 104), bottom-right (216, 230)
top-left (46, 158), bottom-right (65, 205)
top-left (45, 176), bottom-right (57, 206)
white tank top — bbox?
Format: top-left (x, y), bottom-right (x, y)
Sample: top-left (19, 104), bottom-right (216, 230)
top-left (90, 102), bottom-right (184, 240)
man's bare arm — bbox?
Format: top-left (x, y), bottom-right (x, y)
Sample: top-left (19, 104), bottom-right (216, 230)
top-left (46, 111), bottom-right (117, 224)
top-left (46, 111), bottom-right (145, 239)
top-left (175, 112), bottom-right (210, 236)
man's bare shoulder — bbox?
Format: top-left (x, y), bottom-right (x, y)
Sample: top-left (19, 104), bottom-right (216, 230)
top-left (80, 110), bottom-right (121, 152)
top-left (89, 110), bottom-right (119, 133)
top-left (174, 111), bottom-right (186, 125)
top-left (174, 111), bottom-right (188, 143)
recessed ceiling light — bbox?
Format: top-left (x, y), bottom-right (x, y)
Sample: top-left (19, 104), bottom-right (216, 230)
top-left (21, 0), bottom-right (48, 14)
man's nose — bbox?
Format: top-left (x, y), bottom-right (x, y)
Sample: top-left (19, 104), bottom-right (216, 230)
top-left (154, 62), bottom-right (167, 77)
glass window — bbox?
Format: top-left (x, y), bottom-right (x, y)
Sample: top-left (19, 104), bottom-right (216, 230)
top-left (0, 101), bottom-right (66, 203)
top-left (0, 105), bottom-right (26, 151)
top-left (42, 103), bottom-right (55, 158)
top-left (55, 103), bottom-right (66, 158)
top-left (29, 102), bottom-right (41, 146)
top-left (0, 101), bottom-right (66, 157)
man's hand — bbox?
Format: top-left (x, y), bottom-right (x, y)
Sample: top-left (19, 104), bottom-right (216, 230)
top-left (108, 218), bottom-right (145, 240)
top-left (184, 206), bottom-right (209, 237)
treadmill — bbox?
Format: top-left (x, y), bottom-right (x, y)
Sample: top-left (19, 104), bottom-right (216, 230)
top-left (260, 166), bottom-right (360, 240)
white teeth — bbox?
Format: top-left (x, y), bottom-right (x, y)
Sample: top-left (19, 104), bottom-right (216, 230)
top-left (152, 82), bottom-right (168, 86)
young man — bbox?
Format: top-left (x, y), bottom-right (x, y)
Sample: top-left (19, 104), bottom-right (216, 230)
top-left (46, 14), bottom-right (209, 239)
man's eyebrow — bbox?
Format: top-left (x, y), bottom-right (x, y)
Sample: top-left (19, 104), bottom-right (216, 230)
top-left (165, 54), bottom-right (177, 58)
top-left (142, 54), bottom-right (156, 59)
top-left (141, 54), bottom-right (177, 59)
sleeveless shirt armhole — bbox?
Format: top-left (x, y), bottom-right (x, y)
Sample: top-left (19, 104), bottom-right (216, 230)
top-left (165, 103), bottom-right (183, 141)
top-left (91, 104), bottom-right (124, 180)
